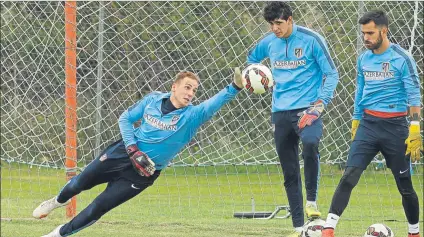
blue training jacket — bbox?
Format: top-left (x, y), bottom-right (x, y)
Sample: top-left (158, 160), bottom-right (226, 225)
top-left (353, 43), bottom-right (421, 120)
top-left (247, 24), bottom-right (339, 112)
top-left (118, 84), bottom-right (240, 170)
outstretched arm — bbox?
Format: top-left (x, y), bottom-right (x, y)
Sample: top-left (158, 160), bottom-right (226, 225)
top-left (192, 67), bottom-right (242, 126)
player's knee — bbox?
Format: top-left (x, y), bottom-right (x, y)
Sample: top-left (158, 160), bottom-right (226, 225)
top-left (396, 176), bottom-right (417, 197)
top-left (66, 178), bottom-right (82, 193)
top-left (339, 167), bottom-right (362, 189)
top-left (283, 172), bottom-right (301, 187)
top-left (86, 201), bottom-right (110, 219)
top-left (301, 136), bottom-right (319, 153)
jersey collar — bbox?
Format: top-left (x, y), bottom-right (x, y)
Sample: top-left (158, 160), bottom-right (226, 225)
top-left (284, 23), bottom-right (298, 40)
top-left (154, 92), bottom-right (193, 110)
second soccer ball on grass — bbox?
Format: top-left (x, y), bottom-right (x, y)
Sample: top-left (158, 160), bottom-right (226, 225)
top-left (363, 223), bottom-right (394, 237)
top-left (301, 218), bottom-right (325, 237)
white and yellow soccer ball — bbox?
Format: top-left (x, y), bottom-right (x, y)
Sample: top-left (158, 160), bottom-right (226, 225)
top-left (301, 218), bottom-right (325, 237)
top-left (363, 223), bottom-right (394, 237)
top-left (241, 63), bottom-right (274, 94)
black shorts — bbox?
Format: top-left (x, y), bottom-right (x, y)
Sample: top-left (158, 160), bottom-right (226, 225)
top-left (347, 113), bottom-right (410, 177)
top-left (84, 139), bottom-right (161, 186)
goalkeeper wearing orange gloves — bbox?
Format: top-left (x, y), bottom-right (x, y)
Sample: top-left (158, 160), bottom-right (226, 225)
top-left (247, 2), bottom-right (339, 236)
top-left (322, 10), bottom-right (422, 237)
top-left (34, 68), bottom-right (244, 237)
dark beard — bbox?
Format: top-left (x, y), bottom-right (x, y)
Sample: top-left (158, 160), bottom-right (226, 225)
top-left (365, 32), bottom-right (383, 50)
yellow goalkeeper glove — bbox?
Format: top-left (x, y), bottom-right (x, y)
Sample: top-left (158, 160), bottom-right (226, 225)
top-left (351, 119), bottom-right (360, 141)
top-left (405, 122), bottom-right (422, 162)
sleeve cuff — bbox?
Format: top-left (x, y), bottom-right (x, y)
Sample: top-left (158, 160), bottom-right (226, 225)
top-left (316, 98), bottom-right (328, 106)
top-left (231, 82), bottom-right (243, 91)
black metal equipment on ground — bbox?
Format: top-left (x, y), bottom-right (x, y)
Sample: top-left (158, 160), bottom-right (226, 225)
top-left (233, 197), bottom-right (291, 220)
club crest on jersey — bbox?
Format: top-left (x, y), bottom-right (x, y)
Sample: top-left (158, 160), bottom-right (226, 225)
top-left (382, 62), bottom-right (390, 72)
top-left (295, 48), bottom-right (303, 58)
top-left (170, 115), bottom-right (180, 125)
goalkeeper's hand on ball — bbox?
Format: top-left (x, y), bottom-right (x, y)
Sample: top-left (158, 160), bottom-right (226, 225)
top-left (126, 144), bottom-right (156, 177)
top-left (297, 100), bottom-right (324, 129)
top-left (405, 122), bottom-right (422, 162)
top-left (233, 67), bottom-right (243, 89)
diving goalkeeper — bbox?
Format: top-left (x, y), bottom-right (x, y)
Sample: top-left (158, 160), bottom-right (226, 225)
top-left (34, 68), bottom-right (244, 237)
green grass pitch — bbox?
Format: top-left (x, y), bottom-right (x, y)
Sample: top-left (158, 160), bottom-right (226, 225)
top-left (1, 161), bottom-right (422, 237)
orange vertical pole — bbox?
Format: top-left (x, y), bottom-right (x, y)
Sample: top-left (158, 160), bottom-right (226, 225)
top-left (65, 0), bottom-right (77, 218)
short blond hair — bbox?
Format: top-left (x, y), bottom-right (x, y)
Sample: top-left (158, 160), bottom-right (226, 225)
top-left (174, 71), bottom-right (200, 84)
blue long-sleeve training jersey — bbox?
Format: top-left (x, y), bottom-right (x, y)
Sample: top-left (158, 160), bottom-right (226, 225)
top-left (247, 24), bottom-right (339, 112)
top-left (353, 43), bottom-right (421, 120)
top-left (118, 84), bottom-right (239, 170)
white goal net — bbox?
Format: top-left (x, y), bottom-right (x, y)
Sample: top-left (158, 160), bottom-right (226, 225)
top-left (1, 1), bottom-right (423, 236)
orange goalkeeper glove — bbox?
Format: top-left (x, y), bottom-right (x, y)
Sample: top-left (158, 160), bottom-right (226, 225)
top-left (297, 100), bottom-right (324, 129)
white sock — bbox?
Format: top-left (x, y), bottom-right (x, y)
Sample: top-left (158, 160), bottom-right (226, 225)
top-left (324, 213), bottom-right (340, 229)
top-left (295, 227), bottom-right (303, 233)
top-left (409, 222), bottom-right (419, 234)
top-left (306, 200), bottom-right (317, 207)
